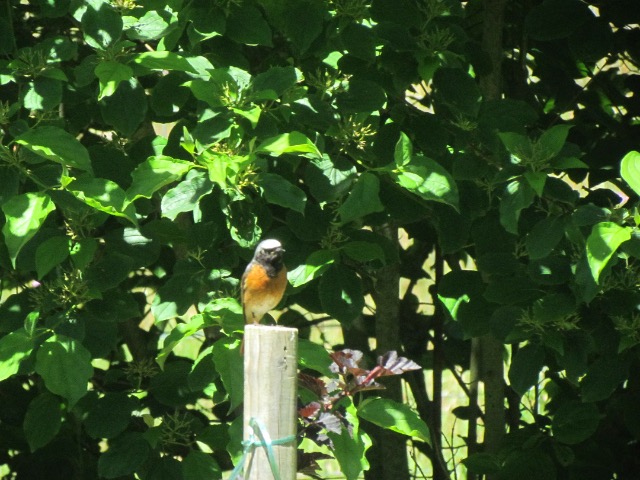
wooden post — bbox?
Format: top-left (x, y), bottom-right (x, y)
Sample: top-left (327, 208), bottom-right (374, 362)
top-left (243, 324), bottom-right (298, 480)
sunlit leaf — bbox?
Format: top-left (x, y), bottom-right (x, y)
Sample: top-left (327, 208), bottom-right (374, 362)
top-left (127, 156), bottom-right (193, 202)
top-left (0, 329), bottom-right (34, 382)
top-left (620, 150), bottom-right (640, 196)
top-left (35, 335), bottom-right (93, 406)
top-left (95, 60), bottom-right (133, 100)
top-left (586, 222), bottom-right (631, 283)
top-left (15, 126), bottom-right (92, 172)
top-left (288, 249), bottom-right (337, 287)
top-left (2, 192), bottom-right (56, 266)
top-left (358, 397), bottom-right (430, 443)
top-left (255, 131), bottom-right (322, 158)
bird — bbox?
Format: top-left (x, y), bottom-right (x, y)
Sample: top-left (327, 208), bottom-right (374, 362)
top-left (241, 238), bottom-right (287, 325)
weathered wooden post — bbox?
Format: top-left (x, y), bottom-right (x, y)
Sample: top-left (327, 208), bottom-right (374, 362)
top-left (243, 324), bottom-right (298, 480)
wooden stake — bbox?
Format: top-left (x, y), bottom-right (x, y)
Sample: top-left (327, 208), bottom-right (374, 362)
top-left (243, 324), bottom-right (298, 480)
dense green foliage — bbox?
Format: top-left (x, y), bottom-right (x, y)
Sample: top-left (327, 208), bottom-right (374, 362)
top-left (1, 0), bottom-right (640, 478)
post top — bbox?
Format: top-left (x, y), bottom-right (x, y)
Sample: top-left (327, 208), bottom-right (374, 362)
top-left (244, 324), bottom-right (298, 333)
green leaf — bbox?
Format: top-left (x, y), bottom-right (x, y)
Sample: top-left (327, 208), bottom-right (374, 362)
top-left (202, 298), bottom-right (245, 334)
top-left (2, 192), bottom-right (56, 267)
top-left (97, 432), bottom-right (151, 479)
top-left (499, 178), bottom-right (535, 234)
top-left (85, 392), bottom-right (139, 439)
top-left (23, 392), bottom-right (63, 452)
top-left (526, 216), bottom-right (565, 260)
top-left (0, 167), bottom-right (20, 206)
top-left (224, 199), bottom-right (262, 248)
top-left (255, 131), bottom-right (322, 158)
top-left (391, 155), bottom-right (459, 210)
top-left (280, 0), bottom-right (324, 53)
top-left (437, 270), bottom-right (484, 321)
top-left (532, 293), bottom-right (576, 325)
top-left (149, 361), bottom-right (200, 407)
top-left (124, 9), bottom-right (178, 41)
top-left (552, 401), bottom-right (600, 445)
top-left (24, 311), bottom-right (39, 337)
top-left (341, 23), bottom-right (377, 60)
top-left (341, 241), bottom-right (386, 263)
top-left (95, 60), bottom-right (133, 100)
top-left (226, 4), bottom-right (272, 46)
top-left (84, 289), bottom-right (140, 323)
top-left (525, 0), bottom-right (593, 41)
top-left (85, 252), bottom-right (135, 291)
top-left (620, 150), bottom-right (640, 196)
top-left (189, 347), bottom-right (218, 393)
top-left (319, 265), bottom-right (364, 325)
top-left (327, 398), bottom-right (371, 480)
top-left (498, 131), bottom-right (533, 162)
top-left (100, 77), bottom-right (147, 136)
top-left (304, 156), bottom-right (357, 203)
top-left (260, 173), bottom-right (307, 214)
top-left (288, 249), bottom-right (338, 287)
top-left (161, 170), bottom-right (214, 221)
top-left (211, 337), bottom-right (243, 412)
top-left (187, 4), bottom-right (226, 42)
top-left (156, 315), bottom-right (205, 369)
top-left (35, 335), bottom-right (93, 406)
top-left (338, 172), bottom-right (385, 224)
top-left (462, 453), bottom-right (502, 474)
top-left (586, 222), bottom-right (631, 283)
top-left (524, 171), bottom-right (547, 197)
top-left (69, 238), bottom-right (98, 270)
top-left (550, 156), bottom-right (588, 170)
top-left (127, 156), bottom-right (193, 203)
top-left (298, 339), bottom-right (333, 376)
top-left (508, 343), bottom-right (545, 396)
top-left (580, 356), bottom-right (628, 402)
top-left (433, 67), bottom-right (481, 118)
top-left (479, 99), bottom-right (539, 136)
top-left (394, 132), bottom-right (413, 167)
top-left (231, 105), bottom-right (262, 128)
top-left (81, 1), bottom-right (123, 50)
top-left (132, 51), bottom-right (199, 73)
top-left (65, 175), bottom-right (137, 225)
top-left (569, 16), bottom-right (614, 63)
top-left (0, 329), bottom-right (35, 382)
top-left (182, 451), bottom-right (222, 479)
top-left (336, 77), bottom-right (387, 114)
top-left (251, 66), bottom-right (301, 99)
top-left (35, 236), bottom-right (70, 279)
top-left (186, 78), bottom-right (234, 108)
top-left (536, 125), bottom-right (572, 162)
top-left (484, 273), bottom-right (540, 305)
top-left (358, 397), bottom-right (431, 443)
top-left (23, 77), bottom-right (62, 111)
top-left (15, 126), bottom-right (92, 172)
top-left (151, 271), bottom-right (205, 321)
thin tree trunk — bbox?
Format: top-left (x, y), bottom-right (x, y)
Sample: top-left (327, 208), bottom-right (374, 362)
top-left (365, 224), bottom-right (409, 480)
top-left (478, 0), bottom-right (509, 468)
top-left (431, 245), bottom-right (450, 480)
top-left (467, 337), bottom-right (481, 480)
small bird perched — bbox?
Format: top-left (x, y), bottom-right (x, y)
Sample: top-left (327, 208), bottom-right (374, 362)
top-left (241, 239), bottom-right (287, 324)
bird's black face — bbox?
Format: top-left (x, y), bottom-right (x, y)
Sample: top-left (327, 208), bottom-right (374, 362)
top-left (254, 240), bottom-right (285, 273)
top-left (257, 246), bottom-right (284, 268)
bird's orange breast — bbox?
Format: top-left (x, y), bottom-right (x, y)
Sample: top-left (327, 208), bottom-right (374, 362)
top-left (242, 264), bottom-right (287, 323)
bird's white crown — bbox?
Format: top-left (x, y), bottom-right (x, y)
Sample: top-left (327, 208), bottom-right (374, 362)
top-left (258, 239), bottom-right (282, 250)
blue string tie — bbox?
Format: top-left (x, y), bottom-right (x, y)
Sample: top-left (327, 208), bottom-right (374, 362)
top-left (229, 417), bottom-right (296, 480)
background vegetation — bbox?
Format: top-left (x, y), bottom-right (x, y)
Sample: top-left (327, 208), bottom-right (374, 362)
top-left (1, 0), bottom-right (640, 478)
